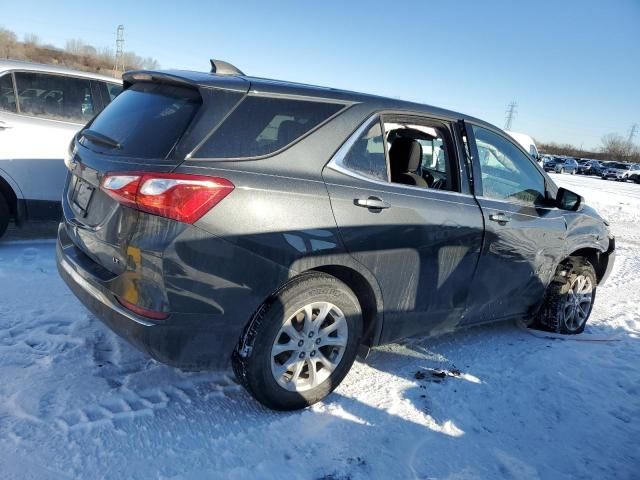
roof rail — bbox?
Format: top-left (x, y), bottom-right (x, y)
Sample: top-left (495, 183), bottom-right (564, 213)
top-left (209, 59), bottom-right (245, 76)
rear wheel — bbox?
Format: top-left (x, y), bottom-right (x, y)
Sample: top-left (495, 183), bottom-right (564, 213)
top-left (0, 195), bottom-right (9, 239)
top-left (232, 272), bottom-right (363, 410)
top-left (535, 257), bottom-right (596, 334)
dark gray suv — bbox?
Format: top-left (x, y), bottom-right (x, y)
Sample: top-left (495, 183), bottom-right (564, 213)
top-left (56, 60), bottom-right (615, 410)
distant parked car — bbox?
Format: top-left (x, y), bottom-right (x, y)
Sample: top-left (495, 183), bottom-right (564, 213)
top-left (583, 160), bottom-right (605, 176)
top-left (576, 159), bottom-right (590, 174)
top-left (555, 158), bottom-right (579, 174)
top-left (0, 60), bottom-right (122, 238)
top-left (622, 164), bottom-right (640, 183)
top-left (601, 162), bottom-right (632, 181)
top-left (543, 156), bottom-right (559, 172)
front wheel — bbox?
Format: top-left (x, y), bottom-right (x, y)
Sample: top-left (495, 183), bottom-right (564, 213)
top-left (534, 257), bottom-right (597, 334)
top-left (232, 272), bottom-right (363, 410)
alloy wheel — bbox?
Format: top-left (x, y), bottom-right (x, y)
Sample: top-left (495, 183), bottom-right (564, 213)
top-left (270, 302), bottom-right (349, 392)
top-left (562, 274), bottom-right (593, 332)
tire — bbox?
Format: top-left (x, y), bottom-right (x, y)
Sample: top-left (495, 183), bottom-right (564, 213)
top-left (560, 168), bottom-right (565, 174)
top-left (0, 195), bottom-right (9, 239)
top-left (571, 169), bottom-right (576, 175)
top-left (535, 256), bottom-right (597, 334)
top-left (232, 272), bottom-right (363, 410)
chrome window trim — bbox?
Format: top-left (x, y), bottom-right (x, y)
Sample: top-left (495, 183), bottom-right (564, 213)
top-left (248, 89), bottom-right (358, 106)
top-left (326, 114), bottom-right (475, 202)
top-left (323, 180), bottom-right (476, 208)
top-left (0, 109), bottom-right (86, 126)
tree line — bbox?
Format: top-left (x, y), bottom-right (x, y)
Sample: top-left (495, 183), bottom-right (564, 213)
top-left (539, 133), bottom-right (640, 163)
top-left (0, 26), bottom-right (158, 77)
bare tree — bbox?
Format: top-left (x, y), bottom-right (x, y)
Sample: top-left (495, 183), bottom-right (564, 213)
top-left (601, 133), bottom-right (634, 161)
top-left (23, 33), bottom-right (40, 46)
top-left (0, 27), bottom-right (17, 58)
top-left (65, 38), bottom-right (85, 55)
top-left (0, 26), bottom-right (158, 76)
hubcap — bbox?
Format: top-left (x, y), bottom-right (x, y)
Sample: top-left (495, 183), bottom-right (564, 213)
top-left (562, 274), bottom-right (593, 332)
top-left (270, 302), bottom-right (348, 392)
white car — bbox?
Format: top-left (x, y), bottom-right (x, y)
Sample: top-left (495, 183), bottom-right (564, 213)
top-left (505, 130), bottom-right (540, 162)
top-left (0, 60), bottom-right (122, 237)
top-left (601, 162), bottom-right (632, 181)
top-left (622, 163), bottom-right (640, 183)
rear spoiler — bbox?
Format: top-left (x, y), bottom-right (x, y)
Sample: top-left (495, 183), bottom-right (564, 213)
top-left (122, 68), bottom-right (249, 93)
top-left (122, 71), bottom-right (200, 90)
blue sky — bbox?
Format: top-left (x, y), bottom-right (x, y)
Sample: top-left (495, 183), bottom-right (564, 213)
top-left (3, 0), bottom-right (639, 149)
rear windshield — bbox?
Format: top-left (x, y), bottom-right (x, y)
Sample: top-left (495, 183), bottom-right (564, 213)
top-left (82, 82), bottom-right (201, 159)
top-left (194, 95), bottom-right (345, 159)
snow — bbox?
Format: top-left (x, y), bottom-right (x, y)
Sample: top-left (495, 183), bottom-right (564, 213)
top-left (0, 173), bottom-right (639, 479)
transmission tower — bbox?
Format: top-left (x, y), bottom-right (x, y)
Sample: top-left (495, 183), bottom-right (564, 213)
top-left (113, 25), bottom-right (124, 77)
top-left (628, 123), bottom-right (638, 144)
top-left (504, 101), bottom-right (518, 130)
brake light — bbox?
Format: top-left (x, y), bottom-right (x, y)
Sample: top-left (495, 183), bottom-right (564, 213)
top-left (101, 173), bottom-right (234, 224)
top-left (117, 297), bottom-right (169, 320)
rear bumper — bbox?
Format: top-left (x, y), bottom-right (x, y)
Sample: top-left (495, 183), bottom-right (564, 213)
top-left (56, 223), bottom-right (241, 369)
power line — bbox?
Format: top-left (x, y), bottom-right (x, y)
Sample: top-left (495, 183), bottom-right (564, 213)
top-left (113, 25), bottom-right (124, 77)
top-left (504, 101), bottom-right (517, 130)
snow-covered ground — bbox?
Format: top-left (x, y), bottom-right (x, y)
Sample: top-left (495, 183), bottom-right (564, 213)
top-left (0, 173), bottom-right (638, 479)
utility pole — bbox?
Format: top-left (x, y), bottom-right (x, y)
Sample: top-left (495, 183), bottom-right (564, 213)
top-left (504, 101), bottom-right (518, 130)
top-left (113, 25), bottom-right (124, 77)
top-left (628, 123), bottom-right (638, 144)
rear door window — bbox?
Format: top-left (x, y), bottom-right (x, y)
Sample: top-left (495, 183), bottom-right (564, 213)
top-left (338, 118), bottom-right (388, 181)
top-left (14, 72), bottom-right (94, 123)
top-left (195, 96), bottom-right (345, 159)
top-left (82, 82), bottom-right (201, 159)
top-left (0, 74), bottom-right (17, 112)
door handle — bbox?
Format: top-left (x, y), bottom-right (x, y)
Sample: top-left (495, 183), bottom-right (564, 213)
top-left (354, 196), bottom-right (390, 210)
top-left (489, 212), bottom-right (512, 224)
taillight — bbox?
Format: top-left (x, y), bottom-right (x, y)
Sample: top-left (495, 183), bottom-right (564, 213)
top-left (101, 173), bottom-right (234, 224)
top-left (116, 297), bottom-right (169, 320)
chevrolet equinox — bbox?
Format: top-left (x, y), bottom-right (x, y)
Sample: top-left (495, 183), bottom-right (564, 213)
top-left (56, 60), bottom-right (615, 410)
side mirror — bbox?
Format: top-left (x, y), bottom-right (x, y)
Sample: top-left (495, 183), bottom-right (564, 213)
top-left (556, 187), bottom-right (582, 211)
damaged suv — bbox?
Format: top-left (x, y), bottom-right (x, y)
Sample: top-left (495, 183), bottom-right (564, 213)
top-left (57, 60), bottom-right (615, 410)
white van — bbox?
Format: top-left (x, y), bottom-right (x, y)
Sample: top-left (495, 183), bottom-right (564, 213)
top-left (505, 130), bottom-right (540, 162)
top-left (0, 60), bottom-right (122, 237)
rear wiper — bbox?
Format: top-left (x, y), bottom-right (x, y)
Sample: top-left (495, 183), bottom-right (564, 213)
top-left (80, 129), bottom-right (122, 149)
